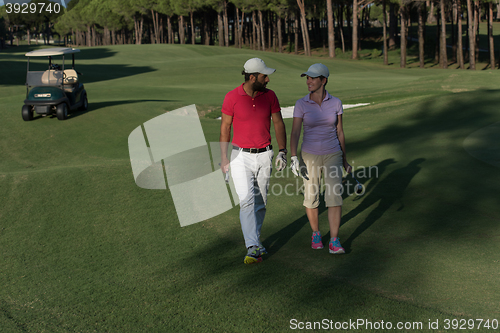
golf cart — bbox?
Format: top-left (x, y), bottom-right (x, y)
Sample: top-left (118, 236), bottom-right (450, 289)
top-left (22, 47), bottom-right (88, 121)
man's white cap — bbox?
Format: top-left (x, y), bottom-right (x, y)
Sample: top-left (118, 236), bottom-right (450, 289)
top-left (301, 63), bottom-right (329, 78)
top-left (244, 58), bottom-right (276, 75)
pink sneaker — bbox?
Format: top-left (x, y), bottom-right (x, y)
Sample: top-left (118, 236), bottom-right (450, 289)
top-left (329, 237), bottom-right (345, 254)
top-left (311, 231), bottom-right (324, 249)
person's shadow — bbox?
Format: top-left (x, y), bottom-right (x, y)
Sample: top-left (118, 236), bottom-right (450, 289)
top-left (341, 158), bottom-right (426, 252)
top-left (321, 158), bottom-right (398, 243)
top-left (263, 198), bottom-right (328, 257)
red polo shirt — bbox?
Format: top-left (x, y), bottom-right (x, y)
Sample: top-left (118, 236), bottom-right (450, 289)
top-left (222, 84), bottom-right (281, 149)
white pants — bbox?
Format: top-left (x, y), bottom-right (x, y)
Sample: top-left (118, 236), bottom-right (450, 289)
top-left (230, 149), bottom-right (273, 248)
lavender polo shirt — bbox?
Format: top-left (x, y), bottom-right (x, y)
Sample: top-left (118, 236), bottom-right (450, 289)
top-left (293, 91), bottom-right (343, 155)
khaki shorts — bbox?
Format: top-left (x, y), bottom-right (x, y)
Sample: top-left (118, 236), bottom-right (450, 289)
top-left (301, 151), bottom-right (343, 209)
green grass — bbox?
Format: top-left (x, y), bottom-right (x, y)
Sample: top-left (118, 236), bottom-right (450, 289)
top-left (1, 44), bottom-right (500, 332)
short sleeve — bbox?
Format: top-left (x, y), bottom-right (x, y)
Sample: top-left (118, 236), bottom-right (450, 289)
top-left (293, 99), bottom-right (304, 119)
top-left (221, 91), bottom-right (235, 116)
top-left (338, 101), bottom-right (344, 115)
top-left (269, 90), bottom-right (281, 114)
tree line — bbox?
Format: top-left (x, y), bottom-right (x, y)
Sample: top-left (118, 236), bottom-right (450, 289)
top-left (1, 0), bottom-right (498, 69)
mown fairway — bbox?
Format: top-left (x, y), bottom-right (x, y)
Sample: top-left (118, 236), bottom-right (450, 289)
top-left (1, 44), bottom-right (499, 332)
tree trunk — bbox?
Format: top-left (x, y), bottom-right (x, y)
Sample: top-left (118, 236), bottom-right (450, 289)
top-left (272, 13), bottom-right (276, 52)
top-left (296, 0), bottom-right (310, 56)
top-left (268, 12), bottom-right (272, 51)
top-left (338, 5), bottom-right (345, 53)
top-left (178, 16), bottom-right (185, 44)
top-left (383, 0), bottom-right (388, 65)
top-left (435, 9), bottom-right (440, 63)
top-left (427, 0), bottom-right (436, 23)
top-left (241, 11), bottom-right (246, 48)
top-left (203, 12), bottom-right (210, 45)
top-left (352, 0), bottom-right (359, 59)
top-left (235, 7), bottom-right (240, 48)
top-left (151, 10), bottom-right (160, 44)
top-left (167, 16), bottom-right (173, 44)
top-left (103, 27), bottom-right (108, 45)
top-left (224, 1), bottom-right (229, 46)
top-left (267, 12), bottom-right (273, 52)
top-left (457, 0), bottom-right (464, 69)
top-left (135, 16), bottom-right (144, 45)
top-left (467, 0), bottom-right (475, 69)
top-left (452, 0), bottom-right (457, 62)
top-left (254, 11), bottom-right (261, 50)
top-left (287, 13), bottom-right (292, 52)
top-left (277, 14), bottom-right (283, 53)
top-left (218, 11), bottom-right (224, 46)
top-left (389, 3), bottom-right (397, 50)
top-left (259, 10), bottom-right (265, 51)
top-left (295, 10), bottom-right (299, 54)
top-left (327, 0), bottom-right (335, 57)
top-left (440, 0), bottom-right (448, 68)
top-left (87, 25), bottom-right (91, 47)
top-left (474, 0), bottom-right (479, 64)
top-left (488, 1), bottom-right (495, 69)
top-left (190, 11), bottom-right (195, 45)
top-left (160, 16), bottom-right (164, 43)
top-left (400, 5), bottom-right (406, 68)
top-left (418, 1), bottom-right (425, 68)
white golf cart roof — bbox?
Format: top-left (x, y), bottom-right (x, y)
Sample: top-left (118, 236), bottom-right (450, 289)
top-left (25, 48), bottom-right (80, 57)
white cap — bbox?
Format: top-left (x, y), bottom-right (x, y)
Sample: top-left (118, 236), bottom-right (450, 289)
top-left (301, 63), bottom-right (329, 78)
top-left (244, 58), bottom-right (276, 75)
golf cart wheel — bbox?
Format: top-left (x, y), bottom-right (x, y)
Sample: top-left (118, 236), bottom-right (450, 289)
top-left (22, 105), bottom-right (33, 121)
top-left (56, 103), bottom-right (68, 120)
top-left (79, 93), bottom-right (88, 111)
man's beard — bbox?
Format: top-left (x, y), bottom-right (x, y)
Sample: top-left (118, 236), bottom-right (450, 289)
top-left (252, 81), bottom-right (266, 92)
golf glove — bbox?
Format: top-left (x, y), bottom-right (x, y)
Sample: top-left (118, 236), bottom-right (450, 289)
top-left (290, 156), bottom-right (309, 180)
top-left (275, 151), bottom-right (287, 172)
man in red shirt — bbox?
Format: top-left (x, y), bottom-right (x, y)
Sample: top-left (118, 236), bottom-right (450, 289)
top-left (220, 58), bottom-right (287, 264)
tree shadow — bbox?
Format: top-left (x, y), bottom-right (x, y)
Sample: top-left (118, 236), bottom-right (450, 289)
top-left (125, 89), bottom-right (500, 324)
top-left (341, 158), bottom-right (426, 252)
top-left (67, 99), bottom-right (175, 119)
top-left (23, 99), bottom-right (174, 121)
top-left (263, 158), bottom-right (405, 251)
top-left (0, 46), bottom-right (156, 86)
top-left (149, 89), bottom-right (500, 323)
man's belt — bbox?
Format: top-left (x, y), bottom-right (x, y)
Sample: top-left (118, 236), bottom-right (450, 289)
top-left (233, 145), bottom-right (272, 154)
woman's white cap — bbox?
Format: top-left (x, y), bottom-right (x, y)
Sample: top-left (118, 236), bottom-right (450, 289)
top-left (301, 63), bottom-right (329, 78)
top-left (244, 58), bottom-right (276, 75)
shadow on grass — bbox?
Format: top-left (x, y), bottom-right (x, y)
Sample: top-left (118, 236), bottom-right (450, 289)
top-left (23, 99), bottom-right (174, 121)
top-left (0, 45), bottom-right (118, 60)
top-left (262, 157), bottom-right (423, 254)
top-left (263, 203), bottom-right (326, 258)
top-left (341, 158), bottom-right (425, 252)
top-left (67, 99), bottom-right (175, 119)
top-left (0, 46), bottom-right (156, 86)
top-left (144, 90), bottom-right (500, 328)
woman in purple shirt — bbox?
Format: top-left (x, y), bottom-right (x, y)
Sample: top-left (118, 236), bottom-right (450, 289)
top-left (290, 63), bottom-right (352, 254)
